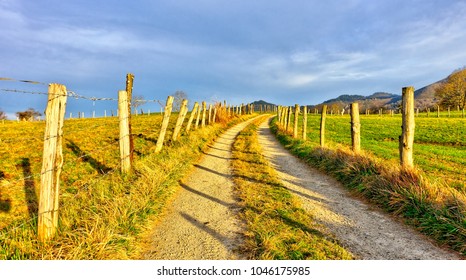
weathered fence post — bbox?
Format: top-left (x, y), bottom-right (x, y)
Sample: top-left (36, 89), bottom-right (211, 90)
top-left (126, 73), bottom-right (135, 164)
top-left (283, 106), bottom-right (288, 130)
top-left (350, 103), bottom-right (361, 153)
top-left (320, 105), bottom-right (327, 147)
top-left (277, 105), bottom-right (282, 123)
top-left (186, 102), bottom-right (199, 133)
top-left (287, 106), bottom-right (292, 132)
top-left (201, 101), bottom-right (207, 127)
top-left (195, 102), bottom-right (202, 129)
top-left (172, 99), bottom-right (189, 141)
top-left (399, 87), bottom-right (415, 168)
top-left (38, 83), bottom-right (68, 242)
top-left (302, 106), bottom-right (308, 140)
top-left (293, 104), bottom-right (299, 138)
top-left (213, 107), bottom-right (218, 123)
top-left (155, 96), bottom-right (174, 153)
top-left (208, 104), bottom-right (213, 124)
top-left (118, 90), bottom-right (132, 173)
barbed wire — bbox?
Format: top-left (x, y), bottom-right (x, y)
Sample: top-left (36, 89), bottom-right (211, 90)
top-left (1, 87), bottom-right (162, 104)
top-left (1, 88), bottom-right (48, 95)
top-left (0, 77), bottom-right (47, 85)
top-left (1, 76), bottom-right (163, 104)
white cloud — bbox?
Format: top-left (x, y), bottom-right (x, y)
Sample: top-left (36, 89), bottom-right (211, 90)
top-left (290, 50), bottom-right (320, 65)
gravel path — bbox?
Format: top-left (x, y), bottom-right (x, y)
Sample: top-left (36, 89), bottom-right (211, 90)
top-left (257, 118), bottom-right (461, 260)
top-left (143, 117), bottom-right (461, 260)
top-left (142, 119), bottom-right (256, 259)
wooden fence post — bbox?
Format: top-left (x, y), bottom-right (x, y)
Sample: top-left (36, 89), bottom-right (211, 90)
top-left (286, 106), bottom-right (292, 132)
top-left (320, 105), bottom-right (327, 147)
top-left (126, 73), bottom-right (135, 164)
top-left (293, 104), bottom-right (299, 138)
top-left (277, 105), bottom-right (281, 122)
top-left (186, 102), bottom-right (199, 133)
top-left (208, 104), bottom-right (213, 124)
top-left (283, 106), bottom-right (288, 129)
top-left (172, 99), bottom-right (189, 141)
top-left (302, 106), bottom-right (307, 140)
top-left (400, 87), bottom-right (415, 168)
top-left (201, 101), bottom-right (207, 127)
top-left (118, 90), bottom-right (132, 173)
top-left (38, 83), bottom-right (68, 242)
top-left (213, 107), bottom-right (218, 123)
top-left (350, 103), bottom-right (361, 153)
top-left (195, 102), bottom-right (202, 129)
top-left (155, 96), bottom-right (174, 153)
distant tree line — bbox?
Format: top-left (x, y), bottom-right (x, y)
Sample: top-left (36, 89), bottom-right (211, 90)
top-left (435, 67), bottom-right (466, 110)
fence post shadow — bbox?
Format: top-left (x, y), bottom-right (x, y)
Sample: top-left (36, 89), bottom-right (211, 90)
top-left (19, 158), bottom-right (37, 217)
top-left (0, 171), bottom-right (12, 212)
top-left (66, 140), bottom-right (112, 174)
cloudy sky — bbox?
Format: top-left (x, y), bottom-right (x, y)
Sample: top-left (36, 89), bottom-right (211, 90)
top-left (1, 0), bottom-right (466, 117)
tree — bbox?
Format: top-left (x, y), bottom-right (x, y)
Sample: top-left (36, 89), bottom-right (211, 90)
top-left (132, 95), bottom-right (147, 112)
top-left (435, 67), bottom-right (466, 110)
top-left (173, 90), bottom-right (188, 112)
top-left (16, 108), bottom-right (41, 121)
top-left (0, 110), bottom-right (7, 120)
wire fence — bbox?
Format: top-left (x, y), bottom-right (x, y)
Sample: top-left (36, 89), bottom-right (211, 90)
top-left (0, 76), bottom-right (255, 242)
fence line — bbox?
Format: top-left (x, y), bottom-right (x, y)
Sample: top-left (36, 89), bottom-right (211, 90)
top-left (1, 76), bottom-right (263, 241)
top-left (275, 86), bottom-right (417, 169)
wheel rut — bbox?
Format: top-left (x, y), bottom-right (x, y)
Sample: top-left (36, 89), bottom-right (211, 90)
top-left (256, 117), bottom-right (460, 260)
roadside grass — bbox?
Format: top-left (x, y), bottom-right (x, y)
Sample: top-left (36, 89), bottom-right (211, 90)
top-left (298, 114), bottom-right (466, 192)
top-left (231, 116), bottom-right (353, 260)
top-left (0, 112), bottom-right (251, 259)
top-left (271, 116), bottom-right (466, 256)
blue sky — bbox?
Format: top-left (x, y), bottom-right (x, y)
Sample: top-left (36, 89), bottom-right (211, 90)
top-left (1, 0), bottom-right (466, 118)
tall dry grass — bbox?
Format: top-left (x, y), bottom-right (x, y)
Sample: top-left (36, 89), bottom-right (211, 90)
top-left (271, 118), bottom-right (466, 256)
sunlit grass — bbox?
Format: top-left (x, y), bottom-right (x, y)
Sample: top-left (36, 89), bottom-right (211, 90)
top-left (231, 116), bottom-right (353, 260)
top-left (0, 111), bottom-right (250, 259)
top-left (272, 114), bottom-right (466, 256)
top-left (295, 113), bottom-right (466, 192)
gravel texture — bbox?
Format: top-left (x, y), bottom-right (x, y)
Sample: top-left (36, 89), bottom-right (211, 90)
top-left (143, 117), bottom-right (461, 260)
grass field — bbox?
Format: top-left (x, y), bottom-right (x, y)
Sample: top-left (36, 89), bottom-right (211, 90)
top-left (0, 112), bottom-right (246, 259)
top-left (297, 113), bottom-right (466, 191)
top-left (273, 112), bottom-right (466, 255)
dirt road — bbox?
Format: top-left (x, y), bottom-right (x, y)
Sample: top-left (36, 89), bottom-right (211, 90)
top-left (142, 119), bottom-right (255, 259)
top-left (143, 117), bottom-right (461, 260)
top-left (256, 118), bottom-right (460, 260)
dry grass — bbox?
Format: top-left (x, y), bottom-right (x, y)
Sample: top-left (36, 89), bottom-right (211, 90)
top-left (0, 111), bottom-right (249, 259)
top-left (231, 116), bottom-right (352, 260)
top-left (271, 118), bottom-right (466, 256)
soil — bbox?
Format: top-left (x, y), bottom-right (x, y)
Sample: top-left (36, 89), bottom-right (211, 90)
top-left (142, 117), bottom-right (461, 260)
top-left (142, 118), bottom-right (255, 259)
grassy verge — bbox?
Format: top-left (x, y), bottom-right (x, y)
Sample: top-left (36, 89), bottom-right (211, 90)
top-left (271, 117), bottom-right (466, 256)
top-left (0, 113), bottom-right (253, 259)
top-left (231, 116), bottom-right (352, 260)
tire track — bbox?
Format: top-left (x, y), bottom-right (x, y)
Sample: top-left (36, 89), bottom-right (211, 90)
top-left (143, 118), bottom-right (257, 260)
top-left (257, 117), bottom-right (460, 260)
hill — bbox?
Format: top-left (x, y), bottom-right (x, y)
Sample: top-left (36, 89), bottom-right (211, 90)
top-left (413, 78), bottom-right (445, 109)
top-left (309, 78), bottom-right (446, 112)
